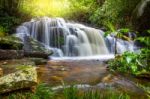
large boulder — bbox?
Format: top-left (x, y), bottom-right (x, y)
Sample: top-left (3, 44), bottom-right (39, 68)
top-left (23, 36), bottom-right (52, 54)
top-left (0, 50), bottom-right (24, 60)
top-left (0, 36), bottom-right (24, 60)
top-left (0, 35), bottom-right (53, 59)
top-left (22, 36), bottom-right (53, 59)
top-left (0, 67), bottom-right (37, 94)
top-left (0, 36), bottom-right (23, 50)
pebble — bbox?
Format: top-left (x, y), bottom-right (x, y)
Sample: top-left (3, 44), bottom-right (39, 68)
top-left (2, 61), bottom-right (7, 65)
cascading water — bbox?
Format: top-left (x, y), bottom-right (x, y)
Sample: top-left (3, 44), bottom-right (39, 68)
top-left (16, 17), bottom-right (137, 59)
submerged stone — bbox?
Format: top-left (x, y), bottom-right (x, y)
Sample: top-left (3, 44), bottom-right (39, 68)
top-left (28, 58), bottom-right (47, 65)
top-left (0, 67), bottom-right (37, 94)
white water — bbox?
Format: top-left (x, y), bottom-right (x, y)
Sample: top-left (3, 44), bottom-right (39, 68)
top-left (16, 17), bottom-right (136, 60)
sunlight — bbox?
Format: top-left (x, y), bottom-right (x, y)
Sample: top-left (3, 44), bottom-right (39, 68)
top-left (20, 0), bottom-right (70, 17)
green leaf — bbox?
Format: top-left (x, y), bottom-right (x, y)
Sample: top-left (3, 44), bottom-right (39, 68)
top-left (147, 30), bottom-right (150, 34)
top-left (118, 28), bottom-right (129, 33)
top-left (106, 22), bottom-right (116, 32)
top-left (104, 31), bottom-right (111, 37)
top-left (126, 57), bottom-right (132, 63)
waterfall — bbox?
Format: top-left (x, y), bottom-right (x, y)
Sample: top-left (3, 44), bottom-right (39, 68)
top-left (16, 17), bottom-right (136, 58)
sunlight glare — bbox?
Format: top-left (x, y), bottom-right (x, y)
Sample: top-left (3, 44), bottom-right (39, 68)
top-left (20, 0), bottom-right (70, 17)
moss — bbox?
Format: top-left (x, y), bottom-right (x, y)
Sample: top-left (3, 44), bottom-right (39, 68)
top-left (0, 36), bottom-right (23, 50)
top-left (0, 67), bottom-right (37, 94)
top-left (0, 25), bottom-right (7, 37)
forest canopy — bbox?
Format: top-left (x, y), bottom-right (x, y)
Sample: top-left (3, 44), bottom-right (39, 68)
top-left (0, 0), bottom-right (149, 33)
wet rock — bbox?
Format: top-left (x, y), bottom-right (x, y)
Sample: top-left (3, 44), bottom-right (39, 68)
top-left (24, 51), bottom-right (51, 59)
top-left (60, 68), bottom-right (67, 71)
top-left (23, 36), bottom-right (53, 58)
top-left (97, 75), bottom-right (145, 94)
top-left (0, 36), bottom-right (23, 50)
top-left (2, 62), bottom-right (7, 65)
top-left (0, 67), bottom-right (37, 94)
top-left (0, 50), bottom-right (24, 60)
top-left (0, 68), bottom-right (3, 77)
top-left (28, 58), bottom-right (47, 65)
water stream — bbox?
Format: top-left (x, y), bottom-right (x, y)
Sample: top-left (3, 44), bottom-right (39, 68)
top-left (16, 17), bottom-right (137, 60)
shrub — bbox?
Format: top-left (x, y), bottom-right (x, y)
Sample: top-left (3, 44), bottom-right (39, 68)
top-left (0, 25), bottom-right (7, 37)
top-left (89, 0), bottom-right (140, 28)
top-left (108, 30), bottom-right (150, 75)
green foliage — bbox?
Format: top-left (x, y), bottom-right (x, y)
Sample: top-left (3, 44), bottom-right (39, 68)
top-left (104, 22), bottom-right (130, 37)
top-left (0, 25), bottom-right (7, 37)
top-left (0, 36), bottom-right (23, 50)
top-left (89, 0), bottom-right (140, 28)
top-left (109, 52), bottom-right (140, 74)
top-left (136, 83), bottom-right (150, 98)
top-left (81, 90), bottom-right (101, 99)
top-left (109, 50), bottom-right (150, 75)
top-left (104, 22), bottom-right (130, 55)
top-left (0, 0), bottom-right (143, 31)
top-left (65, 0), bottom-right (97, 22)
top-left (0, 83), bottom-right (135, 99)
top-left (4, 83), bottom-right (54, 99)
top-left (0, 0), bottom-right (22, 34)
top-left (33, 83), bottom-right (54, 99)
top-left (62, 85), bottom-right (130, 99)
top-left (0, 16), bottom-right (21, 33)
top-left (109, 30), bottom-right (150, 75)
top-left (63, 85), bottom-right (78, 99)
top-left (16, 65), bottom-right (35, 71)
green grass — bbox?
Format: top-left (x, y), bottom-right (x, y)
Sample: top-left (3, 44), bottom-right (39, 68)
top-left (2, 83), bottom-right (148, 99)
top-left (0, 83), bottom-right (54, 99)
top-left (136, 83), bottom-right (150, 98)
top-left (62, 85), bottom-right (130, 99)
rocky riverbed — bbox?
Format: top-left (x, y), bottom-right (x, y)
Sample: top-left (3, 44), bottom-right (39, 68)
top-left (0, 58), bottom-right (149, 98)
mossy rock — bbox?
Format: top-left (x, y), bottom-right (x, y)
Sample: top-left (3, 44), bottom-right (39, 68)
top-left (23, 36), bottom-right (53, 59)
top-left (23, 36), bottom-right (52, 55)
top-left (0, 67), bottom-right (37, 94)
top-left (0, 36), bottom-right (23, 50)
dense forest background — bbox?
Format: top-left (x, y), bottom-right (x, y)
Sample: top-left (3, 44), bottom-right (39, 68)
top-left (0, 0), bottom-right (150, 36)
